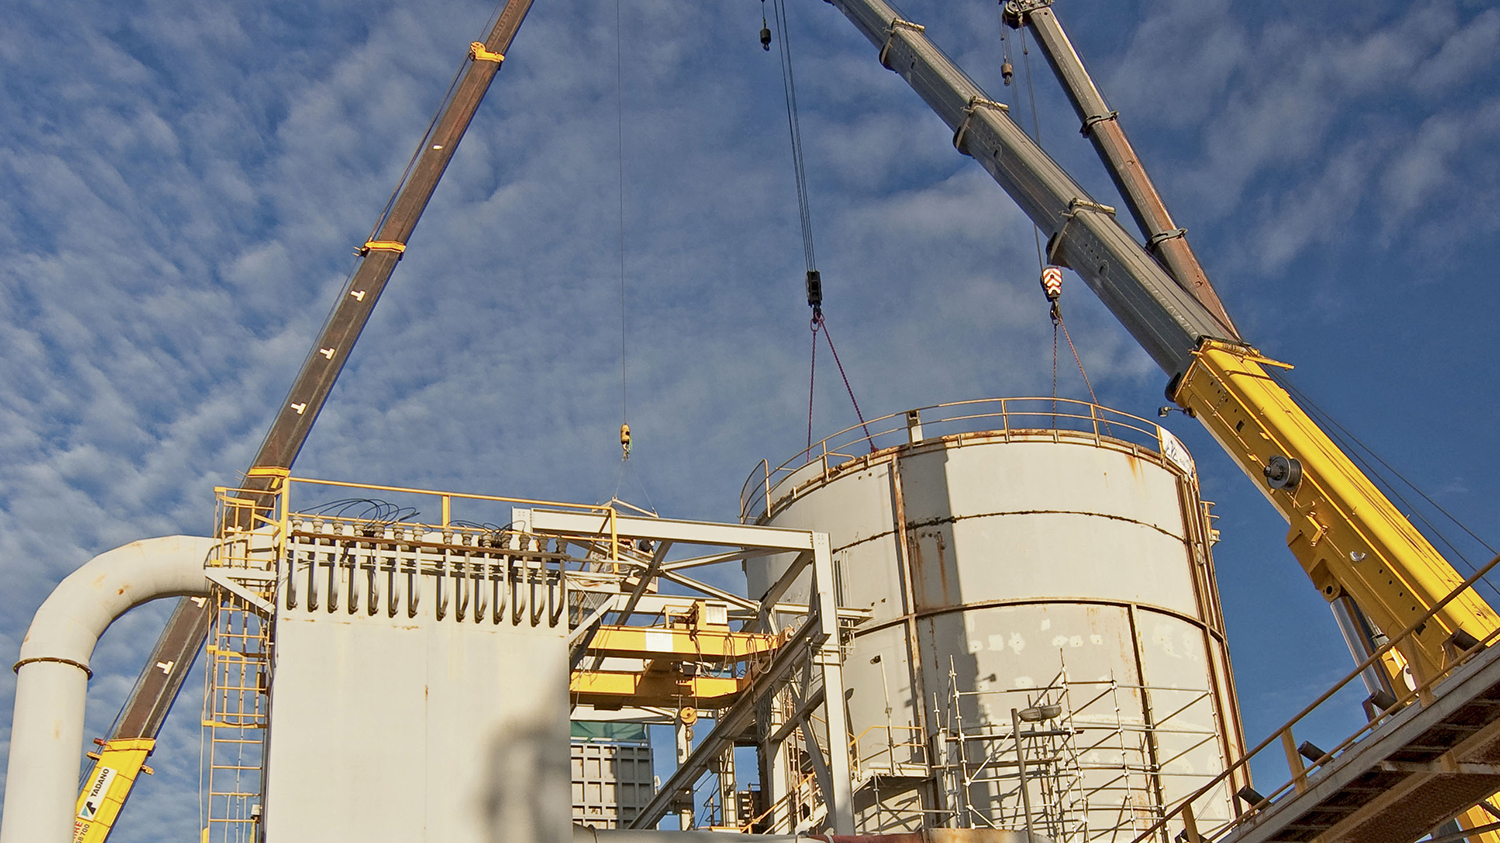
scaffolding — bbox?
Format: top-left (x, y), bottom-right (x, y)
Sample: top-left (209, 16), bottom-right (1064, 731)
top-left (929, 659), bottom-right (1226, 843)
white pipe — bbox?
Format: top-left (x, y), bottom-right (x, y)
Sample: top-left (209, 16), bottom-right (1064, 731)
top-left (1, 535), bottom-right (214, 843)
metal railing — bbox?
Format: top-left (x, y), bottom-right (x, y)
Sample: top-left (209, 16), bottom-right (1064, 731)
top-left (740, 397), bottom-right (1182, 522)
top-left (851, 723), bottom-right (930, 780)
top-left (1133, 550), bottom-right (1500, 843)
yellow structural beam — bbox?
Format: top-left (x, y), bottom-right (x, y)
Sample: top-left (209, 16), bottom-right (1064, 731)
top-left (571, 670), bottom-right (746, 709)
top-left (74, 739), bottom-right (155, 843)
top-left (1175, 340), bottom-right (1499, 681)
top-left (586, 625), bottom-right (778, 663)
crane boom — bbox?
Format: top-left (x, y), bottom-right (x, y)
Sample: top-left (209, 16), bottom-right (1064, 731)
top-left (828, 0), bottom-right (1231, 376)
top-left (822, 0), bottom-right (1497, 686)
top-left (1005, 0), bottom-right (1237, 336)
top-left (71, 3), bottom-right (536, 840)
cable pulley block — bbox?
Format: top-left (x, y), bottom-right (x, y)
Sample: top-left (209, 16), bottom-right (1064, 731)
top-left (1041, 265), bottom-right (1064, 325)
top-left (805, 270), bottom-right (823, 315)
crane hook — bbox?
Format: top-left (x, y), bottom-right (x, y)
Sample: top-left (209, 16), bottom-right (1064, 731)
top-left (761, 23), bottom-right (772, 51)
top-left (1001, 60), bottom-right (1014, 86)
top-left (1040, 266), bottom-right (1063, 301)
top-left (1041, 265), bottom-right (1063, 324)
top-left (620, 423), bottom-right (632, 460)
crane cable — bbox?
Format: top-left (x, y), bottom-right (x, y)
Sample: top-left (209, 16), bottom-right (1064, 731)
top-left (605, 0), bottom-right (657, 515)
top-left (769, 0), bottom-right (815, 273)
top-left (616, 0), bottom-right (632, 462)
top-left (1002, 10), bottom-right (1098, 411)
top-left (765, 0), bottom-right (875, 457)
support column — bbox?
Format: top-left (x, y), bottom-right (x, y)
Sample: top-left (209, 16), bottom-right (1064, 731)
top-left (676, 714), bottom-right (695, 829)
top-left (811, 532), bottom-right (854, 834)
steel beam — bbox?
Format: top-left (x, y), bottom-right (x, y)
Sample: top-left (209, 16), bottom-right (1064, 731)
top-left (586, 626), bottom-right (779, 663)
top-left (570, 671), bottom-right (746, 709)
top-left (528, 509), bottom-right (817, 551)
top-left (630, 616), bottom-right (827, 829)
top-left (811, 532), bottom-right (855, 834)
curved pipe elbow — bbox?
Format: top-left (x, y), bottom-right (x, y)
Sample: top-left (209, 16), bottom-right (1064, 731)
top-left (16, 535), bottom-right (216, 673)
top-left (2, 535), bottom-right (214, 843)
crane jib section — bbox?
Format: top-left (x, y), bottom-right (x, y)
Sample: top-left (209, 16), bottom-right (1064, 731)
top-left (1175, 342), bottom-right (1499, 680)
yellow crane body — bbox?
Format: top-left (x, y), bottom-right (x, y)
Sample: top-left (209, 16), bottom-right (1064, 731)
top-left (1174, 340), bottom-right (1499, 681)
top-left (72, 739), bottom-right (154, 843)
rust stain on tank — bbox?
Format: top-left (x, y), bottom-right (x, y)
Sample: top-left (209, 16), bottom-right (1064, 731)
top-left (936, 533), bottom-right (950, 605)
top-left (914, 530), bottom-right (954, 609)
top-left (910, 530), bottom-right (955, 610)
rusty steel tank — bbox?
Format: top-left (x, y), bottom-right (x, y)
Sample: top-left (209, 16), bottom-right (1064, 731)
top-left (740, 398), bottom-right (1247, 836)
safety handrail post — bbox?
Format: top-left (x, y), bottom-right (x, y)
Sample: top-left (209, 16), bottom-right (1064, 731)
top-left (763, 460), bottom-right (771, 522)
top-left (1281, 727), bottom-right (1308, 794)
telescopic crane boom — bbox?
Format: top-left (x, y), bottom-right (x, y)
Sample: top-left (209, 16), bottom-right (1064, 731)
top-left (823, 0), bottom-right (1496, 689)
top-left (1001, 0), bottom-right (1237, 336)
top-left (70, 2), bottom-right (535, 840)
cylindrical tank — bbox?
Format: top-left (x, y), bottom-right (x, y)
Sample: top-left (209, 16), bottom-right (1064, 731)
top-left (742, 398), bottom-right (1246, 837)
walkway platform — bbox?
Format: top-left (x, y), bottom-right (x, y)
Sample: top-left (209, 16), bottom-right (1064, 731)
top-left (1224, 642), bottom-right (1500, 843)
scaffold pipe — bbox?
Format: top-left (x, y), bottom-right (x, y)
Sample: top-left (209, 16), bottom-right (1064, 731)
top-left (0, 535), bottom-right (214, 843)
top-left (574, 828), bottom-right (1046, 843)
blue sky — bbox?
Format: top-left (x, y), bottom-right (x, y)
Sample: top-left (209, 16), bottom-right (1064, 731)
top-left (2, 0), bottom-right (1498, 837)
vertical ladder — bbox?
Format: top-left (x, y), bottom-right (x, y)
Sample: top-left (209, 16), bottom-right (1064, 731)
top-left (201, 600), bottom-right (271, 843)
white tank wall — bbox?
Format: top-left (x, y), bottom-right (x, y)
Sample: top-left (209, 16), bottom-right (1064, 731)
top-left (746, 427), bottom-right (1244, 834)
